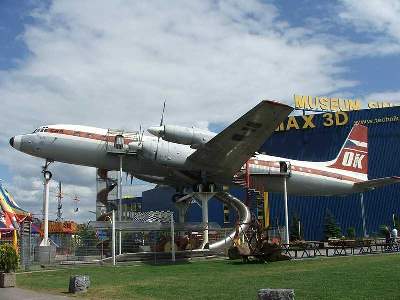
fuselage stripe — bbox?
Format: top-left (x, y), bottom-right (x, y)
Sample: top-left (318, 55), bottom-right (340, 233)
top-left (44, 127), bottom-right (361, 184)
top-left (248, 159), bottom-right (361, 183)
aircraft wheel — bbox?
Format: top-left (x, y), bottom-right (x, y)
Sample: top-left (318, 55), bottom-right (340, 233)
top-left (193, 183), bottom-right (204, 192)
top-left (193, 183), bottom-right (216, 192)
top-left (207, 183), bottom-right (216, 192)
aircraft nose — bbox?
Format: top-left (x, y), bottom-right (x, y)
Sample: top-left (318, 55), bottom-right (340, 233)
top-left (9, 135), bottom-right (22, 150)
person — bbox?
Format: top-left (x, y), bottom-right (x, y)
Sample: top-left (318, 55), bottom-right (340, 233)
top-left (384, 226), bottom-right (391, 244)
top-left (391, 227), bottom-right (398, 241)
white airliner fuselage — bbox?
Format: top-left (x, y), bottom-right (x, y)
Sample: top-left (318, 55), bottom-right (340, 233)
top-left (9, 122), bottom-right (386, 196)
top-left (9, 101), bottom-right (400, 197)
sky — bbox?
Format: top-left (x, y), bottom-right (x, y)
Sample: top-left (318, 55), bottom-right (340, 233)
top-left (0, 0), bottom-right (400, 223)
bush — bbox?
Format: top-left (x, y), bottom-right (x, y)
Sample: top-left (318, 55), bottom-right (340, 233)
top-left (0, 243), bottom-right (18, 273)
top-left (379, 225), bottom-right (390, 237)
top-left (289, 214), bottom-right (302, 241)
top-left (347, 227), bottom-right (356, 239)
top-left (323, 210), bottom-right (341, 241)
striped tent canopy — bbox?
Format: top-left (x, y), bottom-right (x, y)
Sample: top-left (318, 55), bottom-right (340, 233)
top-left (0, 182), bottom-right (31, 232)
top-left (0, 205), bottom-right (14, 231)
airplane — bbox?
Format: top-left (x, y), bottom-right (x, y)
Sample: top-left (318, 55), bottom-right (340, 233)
top-left (9, 100), bottom-right (400, 199)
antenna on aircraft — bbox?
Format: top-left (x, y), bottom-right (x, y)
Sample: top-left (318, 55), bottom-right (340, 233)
top-left (154, 100), bottom-right (166, 160)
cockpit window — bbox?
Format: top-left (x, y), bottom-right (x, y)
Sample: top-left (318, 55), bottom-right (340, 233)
top-left (33, 126), bottom-right (48, 133)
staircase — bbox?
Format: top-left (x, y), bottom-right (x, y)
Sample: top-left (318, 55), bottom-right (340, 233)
top-left (233, 165), bottom-right (266, 225)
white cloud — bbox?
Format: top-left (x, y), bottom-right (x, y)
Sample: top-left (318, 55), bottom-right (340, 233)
top-left (339, 0), bottom-right (400, 41)
top-left (365, 91), bottom-right (400, 103)
top-left (1, 0), bottom-right (383, 222)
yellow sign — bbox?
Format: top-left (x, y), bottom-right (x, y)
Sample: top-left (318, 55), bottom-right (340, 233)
top-left (294, 94), bottom-right (396, 112)
top-left (275, 112), bottom-right (349, 132)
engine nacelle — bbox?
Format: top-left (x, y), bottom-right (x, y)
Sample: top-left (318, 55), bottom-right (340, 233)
top-left (127, 141), bottom-right (143, 152)
top-left (148, 125), bottom-right (215, 148)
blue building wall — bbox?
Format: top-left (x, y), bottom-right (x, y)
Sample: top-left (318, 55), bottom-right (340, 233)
top-left (262, 107), bottom-right (400, 240)
top-left (142, 186), bottom-right (244, 227)
top-left (142, 107), bottom-right (400, 240)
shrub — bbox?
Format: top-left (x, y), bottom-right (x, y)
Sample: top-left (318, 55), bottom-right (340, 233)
top-left (379, 225), bottom-right (390, 237)
top-left (347, 227), bottom-right (356, 239)
top-left (0, 243), bottom-right (18, 273)
top-left (323, 210), bottom-right (341, 241)
top-left (289, 213), bottom-right (302, 241)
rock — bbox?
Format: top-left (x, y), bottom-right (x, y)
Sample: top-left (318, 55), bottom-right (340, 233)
top-left (228, 246), bottom-right (241, 260)
top-left (0, 272), bottom-right (16, 288)
top-left (258, 289), bottom-right (295, 300)
top-left (69, 275), bottom-right (90, 293)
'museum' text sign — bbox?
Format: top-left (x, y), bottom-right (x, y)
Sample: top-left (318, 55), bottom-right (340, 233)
top-left (294, 95), bottom-right (396, 112)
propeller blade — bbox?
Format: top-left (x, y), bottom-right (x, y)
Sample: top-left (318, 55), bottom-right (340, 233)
top-left (140, 128), bottom-right (144, 144)
top-left (154, 136), bottom-right (160, 160)
top-left (159, 100), bottom-right (166, 126)
top-left (154, 100), bottom-right (166, 160)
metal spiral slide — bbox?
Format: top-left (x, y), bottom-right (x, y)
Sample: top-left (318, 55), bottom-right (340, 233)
top-left (208, 192), bottom-right (251, 250)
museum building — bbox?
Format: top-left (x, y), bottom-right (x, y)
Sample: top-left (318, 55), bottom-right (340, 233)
top-left (141, 106), bottom-right (400, 241)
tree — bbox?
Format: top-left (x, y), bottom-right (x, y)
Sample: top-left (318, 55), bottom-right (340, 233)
top-left (346, 227), bottom-right (356, 239)
top-left (394, 214), bottom-right (400, 231)
top-left (0, 244), bottom-right (18, 273)
top-left (323, 210), bottom-right (341, 240)
top-left (75, 223), bottom-right (98, 256)
top-left (289, 213), bottom-right (302, 241)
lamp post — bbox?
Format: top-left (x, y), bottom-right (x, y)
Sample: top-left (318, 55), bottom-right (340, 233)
top-left (40, 169), bottom-right (52, 246)
top-left (118, 156), bottom-right (123, 255)
top-left (283, 175), bottom-right (289, 245)
top-left (112, 209), bottom-right (116, 266)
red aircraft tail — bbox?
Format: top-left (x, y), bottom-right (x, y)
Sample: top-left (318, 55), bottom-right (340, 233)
top-left (328, 124), bottom-right (368, 180)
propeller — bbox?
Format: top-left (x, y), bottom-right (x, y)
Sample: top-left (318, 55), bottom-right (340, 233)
top-left (130, 174), bottom-right (134, 184)
top-left (154, 100), bottom-right (166, 160)
top-left (139, 125), bottom-right (145, 145)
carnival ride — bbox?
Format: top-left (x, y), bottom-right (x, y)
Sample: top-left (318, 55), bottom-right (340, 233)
top-left (0, 182), bottom-right (31, 249)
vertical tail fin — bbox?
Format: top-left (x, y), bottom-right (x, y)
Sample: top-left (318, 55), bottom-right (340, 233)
top-left (328, 124), bottom-right (368, 180)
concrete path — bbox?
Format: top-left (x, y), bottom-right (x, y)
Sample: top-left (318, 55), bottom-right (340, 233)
top-left (0, 287), bottom-right (70, 299)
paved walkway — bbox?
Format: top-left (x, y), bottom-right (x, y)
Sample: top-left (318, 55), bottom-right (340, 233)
top-left (0, 287), bottom-right (70, 300)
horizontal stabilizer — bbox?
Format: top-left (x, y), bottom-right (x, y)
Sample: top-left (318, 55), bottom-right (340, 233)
top-left (354, 176), bottom-right (400, 191)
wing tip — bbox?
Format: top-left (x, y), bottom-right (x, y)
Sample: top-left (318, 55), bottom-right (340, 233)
top-left (261, 99), bottom-right (293, 110)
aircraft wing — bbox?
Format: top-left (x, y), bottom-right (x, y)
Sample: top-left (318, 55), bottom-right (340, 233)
top-left (354, 176), bottom-right (400, 191)
top-left (186, 100), bottom-right (293, 181)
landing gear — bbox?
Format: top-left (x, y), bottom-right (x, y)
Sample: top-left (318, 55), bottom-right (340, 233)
top-left (172, 193), bottom-right (191, 224)
top-left (193, 183), bottom-right (216, 193)
top-left (40, 159), bottom-right (53, 247)
top-left (171, 193), bottom-right (185, 203)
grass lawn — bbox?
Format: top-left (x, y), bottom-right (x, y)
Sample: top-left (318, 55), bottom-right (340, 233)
top-left (17, 254), bottom-right (400, 299)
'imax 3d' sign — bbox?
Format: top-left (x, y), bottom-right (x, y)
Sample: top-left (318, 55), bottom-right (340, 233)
top-left (275, 112), bottom-right (348, 132)
top-left (294, 94), bottom-right (396, 111)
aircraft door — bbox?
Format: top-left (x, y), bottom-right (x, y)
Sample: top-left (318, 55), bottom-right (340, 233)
top-left (279, 161), bottom-right (291, 176)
